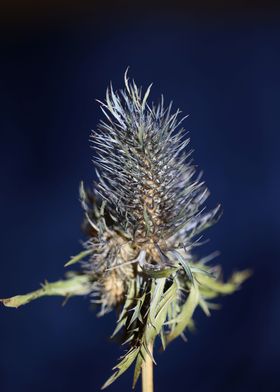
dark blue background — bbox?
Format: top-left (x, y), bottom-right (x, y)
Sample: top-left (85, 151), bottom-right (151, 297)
top-left (0, 6), bottom-right (279, 392)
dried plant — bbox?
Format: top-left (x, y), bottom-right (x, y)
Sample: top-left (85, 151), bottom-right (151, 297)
top-left (1, 71), bottom-right (250, 392)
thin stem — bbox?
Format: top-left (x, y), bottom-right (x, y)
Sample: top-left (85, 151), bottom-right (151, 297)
top-left (142, 342), bottom-right (154, 392)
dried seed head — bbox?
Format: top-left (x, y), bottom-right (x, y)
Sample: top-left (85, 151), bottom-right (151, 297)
top-left (90, 71), bottom-right (220, 271)
top-left (72, 72), bottom-right (248, 391)
top-left (0, 71), bottom-right (250, 391)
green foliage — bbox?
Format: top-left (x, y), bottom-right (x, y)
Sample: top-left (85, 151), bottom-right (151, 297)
top-left (64, 249), bottom-right (93, 267)
top-left (101, 348), bottom-right (140, 389)
top-left (1, 274), bottom-right (92, 308)
top-left (101, 266), bottom-right (251, 389)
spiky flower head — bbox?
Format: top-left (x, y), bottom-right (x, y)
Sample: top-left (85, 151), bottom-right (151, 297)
top-left (81, 72), bottom-right (221, 317)
top-left (75, 72), bottom-right (249, 388)
top-left (1, 71), bottom-right (250, 391)
top-left (93, 73), bottom-right (220, 244)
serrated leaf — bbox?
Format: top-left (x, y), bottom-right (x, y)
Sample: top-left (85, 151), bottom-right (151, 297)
top-left (112, 281), bottom-right (136, 338)
top-left (117, 281), bottom-right (136, 323)
top-left (102, 348), bottom-right (139, 389)
top-left (132, 353), bottom-right (143, 389)
top-left (149, 278), bottom-right (166, 322)
top-left (111, 317), bottom-right (127, 338)
top-left (1, 275), bottom-right (91, 308)
top-left (128, 293), bottom-right (145, 327)
top-left (197, 269), bottom-right (252, 295)
top-left (155, 281), bottom-right (177, 325)
top-left (146, 280), bottom-right (178, 344)
top-left (166, 281), bottom-right (199, 344)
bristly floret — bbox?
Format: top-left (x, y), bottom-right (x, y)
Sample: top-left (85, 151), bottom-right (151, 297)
top-left (91, 71), bottom-right (220, 251)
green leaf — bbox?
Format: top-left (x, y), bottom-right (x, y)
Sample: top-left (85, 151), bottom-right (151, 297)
top-left (166, 281), bottom-right (199, 344)
top-left (1, 274), bottom-right (91, 308)
top-left (155, 282), bottom-right (177, 327)
top-left (132, 353), bottom-right (143, 389)
top-left (111, 280), bottom-right (138, 338)
top-left (145, 280), bottom-right (178, 344)
top-left (130, 278), bottom-right (178, 390)
top-left (101, 348), bottom-right (139, 389)
top-left (191, 265), bottom-right (215, 278)
top-left (171, 250), bottom-right (193, 283)
top-left (128, 293), bottom-right (145, 327)
top-left (64, 249), bottom-right (93, 267)
top-left (197, 269), bottom-right (252, 295)
top-left (149, 278), bottom-right (166, 323)
top-left (142, 265), bottom-right (177, 278)
top-left (111, 317), bottom-right (127, 339)
top-left (117, 281), bottom-right (136, 324)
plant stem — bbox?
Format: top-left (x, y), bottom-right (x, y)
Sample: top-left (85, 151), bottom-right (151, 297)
top-left (142, 342), bottom-right (154, 392)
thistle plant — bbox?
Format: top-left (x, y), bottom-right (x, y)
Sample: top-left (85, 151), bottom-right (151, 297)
top-left (1, 71), bottom-right (250, 392)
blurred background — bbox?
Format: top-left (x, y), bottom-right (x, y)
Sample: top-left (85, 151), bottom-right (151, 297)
top-left (0, 2), bottom-right (279, 391)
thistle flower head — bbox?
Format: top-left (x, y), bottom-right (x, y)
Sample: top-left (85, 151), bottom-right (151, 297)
top-left (74, 73), bottom-right (241, 388)
top-left (89, 71), bottom-right (220, 277)
top-left (1, 71), bottom-right (250, 391)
